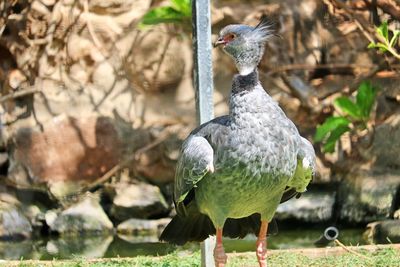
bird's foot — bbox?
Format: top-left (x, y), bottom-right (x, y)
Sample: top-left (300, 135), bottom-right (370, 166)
top-left (256, 239), bottom-right (267, 267)
top-left (214, 244), bottom-right (227, 267)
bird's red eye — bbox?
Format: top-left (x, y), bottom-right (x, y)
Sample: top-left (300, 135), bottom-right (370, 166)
top-left (224, 33), bottom-right (236, 42)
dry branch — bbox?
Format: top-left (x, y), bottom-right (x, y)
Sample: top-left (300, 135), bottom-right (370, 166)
top-left (0, 88), bottom-right (41, 103)
top-left (351, 0), bottom-right (400, 21)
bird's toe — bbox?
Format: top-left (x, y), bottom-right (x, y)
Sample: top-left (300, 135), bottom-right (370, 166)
top-left (214, 244), bottom-right (227, 267)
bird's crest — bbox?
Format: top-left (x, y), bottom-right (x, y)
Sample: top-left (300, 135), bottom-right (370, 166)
top-left (248, 16), bottom-right (275, 43)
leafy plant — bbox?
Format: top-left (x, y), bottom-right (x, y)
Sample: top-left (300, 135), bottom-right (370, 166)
top-left (139, 0), bottom-right (191, 27)
top-left (314, 81), bottom-right (377, 153)
top-left (368, 21), bottom-right (400, 59)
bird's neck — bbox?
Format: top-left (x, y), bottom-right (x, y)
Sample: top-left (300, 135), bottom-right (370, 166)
top-left (229, 68), bottom-right (275, 124)
top-left (231, 69), bottom-right (259, 94)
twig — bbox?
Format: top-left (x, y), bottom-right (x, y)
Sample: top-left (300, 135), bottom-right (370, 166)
top-left (83, 0), bottom-right (103, 51)
top-left (334, 239), bottom-right (371, 260)
top-left (0, 88), bottom-right (41, 103)
top-left (325, 0), bottom-right (400, 60)
top-left (151, 34), bottom-right (173, 90)
top-left (355, 0), bottom-right (400, 22)
top-left (325, 0), bottom-right (376, 43)
top-left (266, 63), bottom-right (373, 75)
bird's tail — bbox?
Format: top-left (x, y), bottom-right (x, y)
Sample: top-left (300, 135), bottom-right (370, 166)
top-left (159, 211), bottom-right (215, 245)
top-left (160, 212), bottom-right (278, 245)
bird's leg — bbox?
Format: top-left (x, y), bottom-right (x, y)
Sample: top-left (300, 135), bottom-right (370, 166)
top-left (256, 220), bottom-right (268, 267)
top-left (214, 228), bottom-right (227, 267)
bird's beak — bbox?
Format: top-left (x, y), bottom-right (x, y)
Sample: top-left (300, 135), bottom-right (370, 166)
top-left (213, 37), bottom-right (226, 48)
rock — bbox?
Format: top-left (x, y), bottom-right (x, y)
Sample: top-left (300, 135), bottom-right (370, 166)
top-left (110, 182), bottom-right (169, 221)
top-left (275, 189), bottom-right (336, 223)
top-left (368, 114), bottom-right (400, 169)
top-left (338, 171), bottom-right (400, 224)
top-left (394, 209), bottom-right (400, 219)
top-left (0, 202), bottom-right (32, 240)
top-left (21, 204), bottom-right (46, 230)
top-left (116, 218), bottom-right (171, 236)
top-left (364, 220), bottom-right (400, 244)
top-left (49, 194), bottom-right (113, 235)
top-left (123, 26), bottom-right (187, 93)
top-left (7, 115), bottom-right (123, 196)
top-left (0, 152), bottom-right (8, 175)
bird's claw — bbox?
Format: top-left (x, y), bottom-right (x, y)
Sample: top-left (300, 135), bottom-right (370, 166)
top-left (256, 239), bottom-right (267, 267)
top-left (214, 244), bottom-right (227, 267)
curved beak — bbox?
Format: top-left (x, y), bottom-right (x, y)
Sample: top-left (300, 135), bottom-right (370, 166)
top-left (213, 37), bottom-right (226, 48)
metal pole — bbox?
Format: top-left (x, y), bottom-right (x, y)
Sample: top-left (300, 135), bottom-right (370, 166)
top-left (192, 0), bottom-right (215, 266)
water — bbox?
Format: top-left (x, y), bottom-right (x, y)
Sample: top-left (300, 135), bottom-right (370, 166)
top-left (0, 228), bottom-right (365, 260)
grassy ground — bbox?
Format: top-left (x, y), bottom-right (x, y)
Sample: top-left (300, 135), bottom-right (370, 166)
top-left (2, 247), bottom-right (400, 267)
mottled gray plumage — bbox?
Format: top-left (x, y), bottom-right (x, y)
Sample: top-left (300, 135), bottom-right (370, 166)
top-left (160, 18), bottom-right (315, 245)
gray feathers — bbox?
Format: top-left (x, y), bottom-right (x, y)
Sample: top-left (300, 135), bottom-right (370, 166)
top-left (160, 17), bottom-right (315, 245)
top-left (174, 135), bottom-right (214, 203)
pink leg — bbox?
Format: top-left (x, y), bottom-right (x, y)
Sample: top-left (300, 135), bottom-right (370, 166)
top-left (256, 221), bottom-right (268, 267)
top-left (214, 228), bottom-right (227, 267)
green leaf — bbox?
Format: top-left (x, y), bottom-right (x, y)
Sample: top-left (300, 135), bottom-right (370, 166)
top-left (314, 116), bottom-right (350, 142)
top-left (139, 6), bottom-right (187, 26)
top-left (322, 125), bottom-right (350, 153)
top-left (377, 21), bottom-right (389, 41)
top-left (367, 42), bottom-right (388, 52)
top-left (368, 42), bottom-right (377, 49)
top-left (389, 30), bottom-right (400, 48)
top-left (171, 0), bottom-right (191, 17)
top-left (356, 81), bottom-right (377, 118)
top-left (334, 97), bottom-right (362, 119)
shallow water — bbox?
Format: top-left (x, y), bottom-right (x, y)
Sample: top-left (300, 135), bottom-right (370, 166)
top-left (0, 228), bottom-right (365, 260)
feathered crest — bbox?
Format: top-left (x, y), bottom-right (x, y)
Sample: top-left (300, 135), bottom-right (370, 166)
top-left (248, 16), bottom-right (276, 43)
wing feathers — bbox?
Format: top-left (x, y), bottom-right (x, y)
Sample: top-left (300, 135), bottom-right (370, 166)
top-left (174, 135), bottom-right (214, 203)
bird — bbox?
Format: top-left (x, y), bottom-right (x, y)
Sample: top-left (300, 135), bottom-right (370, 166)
top-left (160, 17), bottom-right (316, 267)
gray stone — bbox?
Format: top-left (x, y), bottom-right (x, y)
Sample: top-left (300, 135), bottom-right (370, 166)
top-left (364, 220), bottom-right (400, 244)
top-left (0, 152), bottom-right (7, 171)
top-left (338, 171), bottom-right (400, 224)
top-left (275, 190), bottom-right (336, 223)
top-left (117, 218), bottom-right (171, 236)
top-left (0, 202), bottom-right (32, 239)
top-left (49, 194), bottom-right (113, 235)
top-left (368, 114), bottom-right (400, 168)
top-left (110, 182), bottom-right (169, 221)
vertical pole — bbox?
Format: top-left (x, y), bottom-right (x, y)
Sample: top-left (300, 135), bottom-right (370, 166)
top-left (192, 0), bottom-right (215, 266)
top-left (192, 0), bottom-right (214, 124)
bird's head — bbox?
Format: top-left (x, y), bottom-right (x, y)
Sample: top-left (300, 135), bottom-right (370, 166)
top-left (214, 17), bottom-right (274, 75)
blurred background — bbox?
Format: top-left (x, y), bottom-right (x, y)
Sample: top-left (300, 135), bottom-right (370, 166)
top-left (0, 0), bottom-right (399, 260)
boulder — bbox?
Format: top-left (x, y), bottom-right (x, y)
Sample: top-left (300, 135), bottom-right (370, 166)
top-left (338, 171), bottom-right (400, 224)
top-left (110, 182), bottom-right (169, 221)
top-left (275, 189), bottom-right (336, 223)
top-left (49, 194), bottom-right (113, 235)
top-left (368, 114), bottom-right (400, 169)
top-left (116, 218), bottom-right (171, 236)
top-left (0, 152), bottom-right (7, 175)
top-left (364, 220), bottom-right (400, 244)
top-left (7, 115), bottom-right (123, 195)
top-left (0, 202), bottom-right (32, 240)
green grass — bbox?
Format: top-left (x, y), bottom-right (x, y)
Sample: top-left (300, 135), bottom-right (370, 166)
top-left (3, 248), bottom-right (400, 267)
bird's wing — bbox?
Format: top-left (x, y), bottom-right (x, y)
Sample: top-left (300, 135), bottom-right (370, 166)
top-left (174, 116), bottom-right (230, 205)
top-left (285, 136), bottom-right (316, 194)
top-left (174, 135), bottom-right (214, 203)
